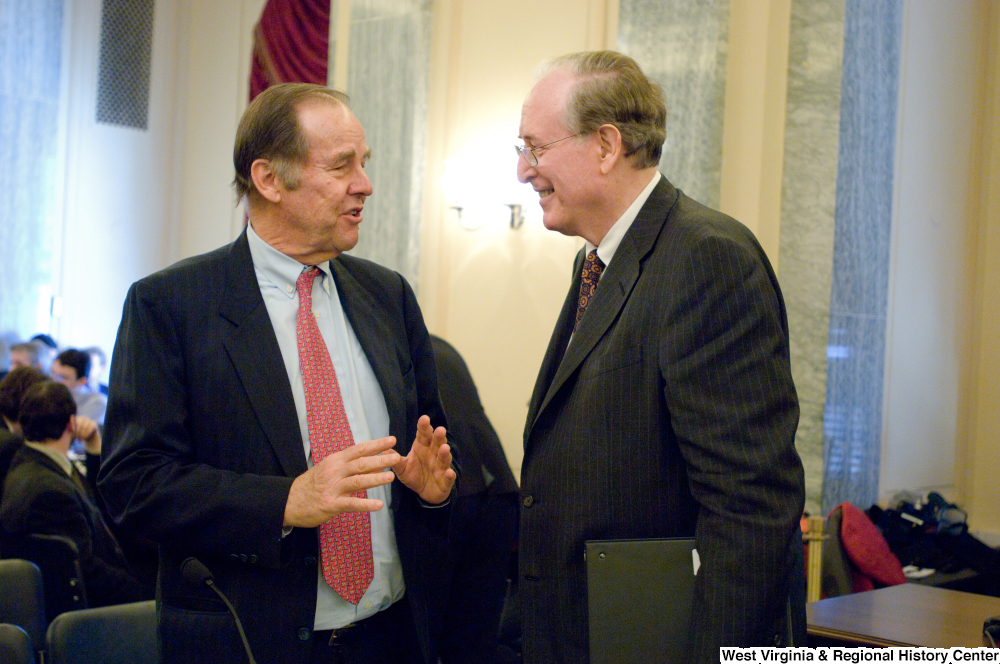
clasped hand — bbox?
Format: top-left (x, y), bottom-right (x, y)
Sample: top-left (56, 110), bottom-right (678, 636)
top-left (283, 415), bottom-right (455, 528)
top-left (71, 415), bottom-right (102, 455)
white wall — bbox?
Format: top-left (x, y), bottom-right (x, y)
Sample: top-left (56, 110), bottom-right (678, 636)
top-left (175, 0), bottom-right (266, 259)
top-left (55, 0), bottom-right (182, 357)
top-left (880, 0), bottom-right (984, 501)
top-left (54, 0), bottom-right (266, 358)
top-left (964, 1), bottom-right (1000, 545)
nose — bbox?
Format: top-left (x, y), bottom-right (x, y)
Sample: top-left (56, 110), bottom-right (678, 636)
top-left (352, 169), bottom-right (373, 197)
top-left (516, 153), bottom-right (534, 183)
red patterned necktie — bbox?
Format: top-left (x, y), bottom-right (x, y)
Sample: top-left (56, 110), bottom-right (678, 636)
top-left (575, 249), bottom-right (605, 330)
top-left (296, 266), bottom-right (373, 605)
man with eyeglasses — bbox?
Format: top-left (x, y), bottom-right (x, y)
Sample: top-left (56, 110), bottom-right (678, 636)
top-left (515, 51), bottom-right (805, 663)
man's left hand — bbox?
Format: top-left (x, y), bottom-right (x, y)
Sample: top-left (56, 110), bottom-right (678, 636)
top-left (392, 415), bottom-right (455, 504)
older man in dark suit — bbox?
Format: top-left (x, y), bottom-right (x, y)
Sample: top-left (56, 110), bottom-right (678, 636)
top-left (99, 83), bottom-right (455, 664)
top-left (515, 51), bottom-right (806, 663)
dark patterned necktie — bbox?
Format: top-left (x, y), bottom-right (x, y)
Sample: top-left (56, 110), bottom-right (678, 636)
top-left (575, 249), bottom-right (605, 330)
top-left (296, 266), bottom-right (373, 605)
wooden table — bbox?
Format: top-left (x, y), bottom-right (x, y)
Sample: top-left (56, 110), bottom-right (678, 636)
top-left (807, 583), bottom-right (1000, 648)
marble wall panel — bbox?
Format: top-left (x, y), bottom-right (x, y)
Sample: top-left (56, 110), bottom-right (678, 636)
top-left (778, 0), bottom-right (846, 515)
top-left (822, 312), bottom-right (887, 510)
top-left (617, 0), bottom-right (729, 209)
top-left (822, 0), bottom-right (901, 513)
top-left (0, 0), bottom-right (63, 341)
top-left (338, 0), bottom-right (431, 291)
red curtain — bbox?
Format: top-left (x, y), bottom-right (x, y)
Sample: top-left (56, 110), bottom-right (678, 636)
top-left (249, 0), bottom-right (331, 102)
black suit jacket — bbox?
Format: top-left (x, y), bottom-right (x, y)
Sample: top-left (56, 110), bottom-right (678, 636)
top-left (0, 445), bottom-right (147, 607)
top-left (99, 230), bottom-right (452, 664)
top-left (430, 336), bottom-right (517, 498)
top-left (0, 427), bottom-right (23, 489)
top-left (519, 177), bottom-right (805, 663)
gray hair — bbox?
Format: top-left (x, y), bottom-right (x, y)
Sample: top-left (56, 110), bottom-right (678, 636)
top-left (540, 51), bottom-right (666, 169)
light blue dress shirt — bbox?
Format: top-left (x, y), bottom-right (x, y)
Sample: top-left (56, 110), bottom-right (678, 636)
top-left (247, 223), bottom-right (405, 630)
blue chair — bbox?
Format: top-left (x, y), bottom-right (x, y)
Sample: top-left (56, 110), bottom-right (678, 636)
top-left (0, 623), bottom-right (35, 664)
top-left (0, 559), bottom-right (45, 653)
top-left (45, 600), bottom-right (159, 664)
top-left (1, 534), bottom-right (87, 621)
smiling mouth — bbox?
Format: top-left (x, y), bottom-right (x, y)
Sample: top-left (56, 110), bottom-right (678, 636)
top-left (537, 189), bottom-right (554, 198)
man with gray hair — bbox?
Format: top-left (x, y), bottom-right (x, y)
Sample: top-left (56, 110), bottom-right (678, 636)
top-left (516, 51), bottom-right (805, 662)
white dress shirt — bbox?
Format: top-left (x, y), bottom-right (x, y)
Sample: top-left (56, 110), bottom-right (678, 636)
top-left (586, 171), bottom-right (662, 271)
top-left (247, 223), bottom-right (404, 630)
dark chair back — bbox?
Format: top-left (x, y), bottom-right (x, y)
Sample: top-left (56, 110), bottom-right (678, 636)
top-left (1, 534), bottom-right (87, 621)
top-left (0, 559), bottom-right (45, 651)
top-left (0, 623), bottom-right (35, 664)
top-left (46, 600), bottom-right (159, 664)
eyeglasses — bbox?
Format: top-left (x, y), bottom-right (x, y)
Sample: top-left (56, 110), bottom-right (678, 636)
top-left (515, 133), bottom-right (582, 167)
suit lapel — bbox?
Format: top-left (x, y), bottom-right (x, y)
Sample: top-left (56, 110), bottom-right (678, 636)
top-left (219, 231), bottom-right (308, 478)
top-left (525, 178), bottom-right (678, 443)
top-left (523, 249), bottom-right (583, 444)
top-left (328, 259), bottom-right (408, 453)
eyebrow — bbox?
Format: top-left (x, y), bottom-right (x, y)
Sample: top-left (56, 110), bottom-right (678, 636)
top-left (332, 148), bottom-right (372, 163)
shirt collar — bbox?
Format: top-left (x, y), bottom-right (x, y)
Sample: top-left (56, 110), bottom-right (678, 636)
top-left (25, 441), bottom-right (73, 477)
top-left (586, 171), bottom-right (661, 267)
top-left (246, 222), bottom-right (333, 298)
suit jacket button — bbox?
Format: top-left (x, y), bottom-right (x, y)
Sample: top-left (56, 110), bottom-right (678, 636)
top-left (304, 556), bottom-right (317, 566)
top-left (249, 554), bottom-right (259, 564)
top-left (522, 495), bottom-right (534, 508)
top-left (240, 554), bottom-right (248, 563)
top-left (298, 628), bottom-right (311, 641)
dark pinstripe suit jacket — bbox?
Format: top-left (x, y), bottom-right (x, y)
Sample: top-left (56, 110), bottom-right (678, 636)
top-left (99, 229), bottom-right (451, 664)
top-left (519, 177), bottom-right (805, 664)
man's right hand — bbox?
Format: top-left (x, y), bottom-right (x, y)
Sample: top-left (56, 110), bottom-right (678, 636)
top-left (283, 437), bottom-right (401, 529)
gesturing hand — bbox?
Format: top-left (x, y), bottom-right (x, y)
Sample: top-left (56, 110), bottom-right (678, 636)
top-left (392, 415), bottom-right (456, 505)
top-left (283, 437), bottom-right (401, 529)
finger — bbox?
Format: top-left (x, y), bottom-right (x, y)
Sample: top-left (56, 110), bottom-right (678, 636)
top-left (351, 436), bottom-right (398, 457)
top-left (346, 453), bottom-right (402, 476)
top-left (334, 495), bottom-right (386, 514)
top-left (430, 426), bottom-right (448, 449)
top-left (435, 443), bottom-right (452, 467)
top-left (413, 416), bottom-right (434, 446)
top-left (322, 437), bottom-right (397, 466)
top-left (340, 470), bottom-right (396, 494)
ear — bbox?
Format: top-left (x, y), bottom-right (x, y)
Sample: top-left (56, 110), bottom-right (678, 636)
top-left (250, 159), bottom-right (284, 204)
top-left (596, 124), bottom-right (623, 174)
top-left (66, 414), bottom-right (76, 437)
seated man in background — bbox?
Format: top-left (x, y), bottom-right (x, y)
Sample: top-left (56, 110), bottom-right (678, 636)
top-left (7, 343), bottom-right (43, 372)
top-left (83, 346), bottom-right (110, 396)
top-left (29, 335), bottom-right (58, 374)
top-left (0, 366), bottom-right (50, 486)
top-left (52, 349), bottom-right (107, 424)
top-left (0, 381), bottom-right (150, 607)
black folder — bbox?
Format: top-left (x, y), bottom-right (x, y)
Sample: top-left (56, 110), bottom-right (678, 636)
top-left (585, 537), bottom-right (698, 664)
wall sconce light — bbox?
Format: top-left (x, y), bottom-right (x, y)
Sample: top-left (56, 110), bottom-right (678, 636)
top-left (442, 154), bottom-right (533, 231)
top-left (449, 205), bottom-right (484, 231)
top-left (506, 203), bottom-right (524, 229)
